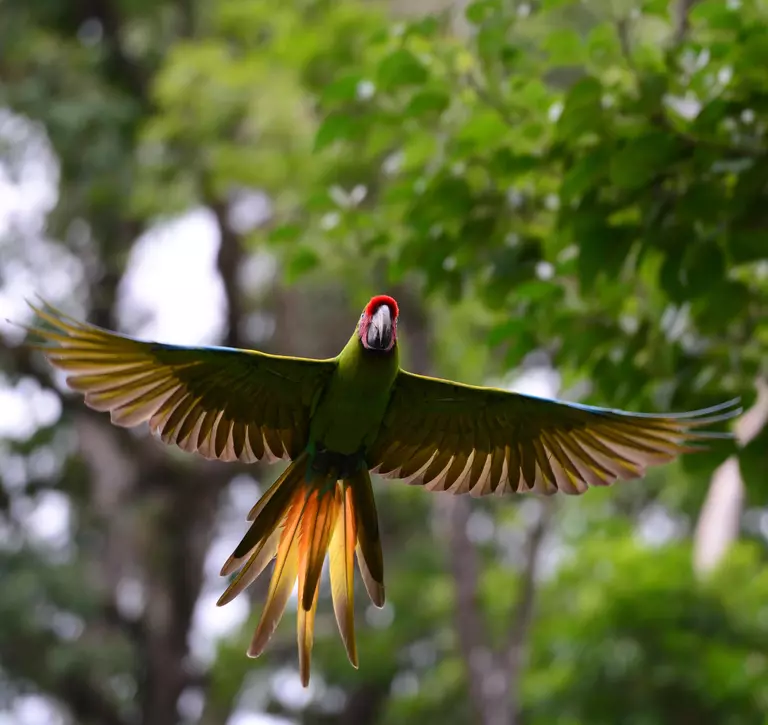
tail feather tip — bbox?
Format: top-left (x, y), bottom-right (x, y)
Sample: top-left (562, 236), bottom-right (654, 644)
top-left (219, 556), bottom-right (238, 577)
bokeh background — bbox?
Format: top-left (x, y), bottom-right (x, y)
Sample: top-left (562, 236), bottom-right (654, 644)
top-left (1, 0), bottom-right (767, 723)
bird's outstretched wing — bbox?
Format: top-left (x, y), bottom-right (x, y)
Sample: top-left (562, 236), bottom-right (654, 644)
top-left (369, 370), bottom-right (741, 496)
top-left (23, 302), bottom-right (337, 462)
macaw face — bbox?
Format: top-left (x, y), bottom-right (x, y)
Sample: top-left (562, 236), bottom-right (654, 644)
top-left (359, 295), bottom-right (399, 352)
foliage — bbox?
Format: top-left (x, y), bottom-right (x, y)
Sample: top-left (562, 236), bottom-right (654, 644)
top-left (267, 0), bottom-right (767, 434)
top-left (0, 0), bottom-right (766, 724)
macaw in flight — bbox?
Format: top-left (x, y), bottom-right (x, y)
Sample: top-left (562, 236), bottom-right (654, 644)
top-left (22, 295), bottom-right (740, 685)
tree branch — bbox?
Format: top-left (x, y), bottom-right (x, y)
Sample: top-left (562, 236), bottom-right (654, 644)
top-left (175, 0), bottom-right (197, 37)
top-left (615, 17), bottom-right (637, 71)
top-left (60, 673), bottom-right (129, 725)
top-left (672, 0), bottom-right (701, 44)
top-left (79, 0), bottom-right (151, 104)
top-left (464, 73), bottom-right (518, 129)
top-left (336, 681), bottom-right (391, 725)
top-left (503, 501), bottom-right (552, 723)
top-left (25, 206), bottom-right (239, 725)
top-left (693, 377), bottom-right (768, 576)
top-left (209, 198), bottom-right (246, 348)
top-left (440, 495), bottom-right (553, 725)
top-left (0, 621), bottom-right (129, 725)
top-left (440, 495), bottom-right (496, 723)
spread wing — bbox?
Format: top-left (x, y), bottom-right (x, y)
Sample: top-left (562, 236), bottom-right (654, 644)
top-left (368, 370), bottom-right (741, 497)
top-left (24, 302), bottom-right (337, 463)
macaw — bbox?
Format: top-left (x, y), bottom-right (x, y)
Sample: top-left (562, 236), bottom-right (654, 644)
top-left (23, 295), bottom-right (739, 685)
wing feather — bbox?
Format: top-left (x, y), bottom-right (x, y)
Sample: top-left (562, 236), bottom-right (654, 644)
top-left (370, 370), bottom-right (740, 497)
top-left (531, 437), bottom-right (557, 493)
top-left (23, 301), bottom-right (336, 464)
top-left (467, 415), bottom-right (491, 492)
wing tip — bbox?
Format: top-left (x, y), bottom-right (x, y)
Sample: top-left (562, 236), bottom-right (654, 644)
top-left (25, 295), bottom-right (46, 316)
top-left (4, 315), bottom-right (25, 332)
top-left (560, 395), bottom-right (743, 423)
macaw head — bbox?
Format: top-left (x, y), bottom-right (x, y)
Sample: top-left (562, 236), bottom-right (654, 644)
top-left (358, 295), bottom-right (399, 352)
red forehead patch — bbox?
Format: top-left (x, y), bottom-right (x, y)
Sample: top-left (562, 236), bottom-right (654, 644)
top-left (365, 295), bottom-right (399, 318)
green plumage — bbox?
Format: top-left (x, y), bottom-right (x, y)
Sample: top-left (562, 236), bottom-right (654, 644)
top-left (308, 327), bottom-right (400, 459)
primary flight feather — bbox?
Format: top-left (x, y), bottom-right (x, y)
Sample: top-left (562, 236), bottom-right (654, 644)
top-left (22, 295), bottom-right (740, 685)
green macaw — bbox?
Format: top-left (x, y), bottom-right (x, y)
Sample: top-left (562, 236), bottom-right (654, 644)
top-left (23, 295), bottom-right (739, 685)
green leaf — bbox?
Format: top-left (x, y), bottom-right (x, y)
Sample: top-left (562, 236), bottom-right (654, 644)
top-left (609, 131), bottom-right (680, 190)
top-left (683, 240), bottom-right (726, 297)
top-left (560, 146), bottom-right (610, 202)
top-left (376, 49), bottom-right (429, 90)
top-left (741, 28), bottom-right (768, 69)
top-left (659, 242), bottom-right (688, 302)
top-left (477, 23), bottom-right (508, 59)
top-left (542, 0), bottom-right (576, 8)
top-left (542, 28), bottom-right (585, 67)
top-left (503, 327), bottom-right (539, 368)
top-left (268, 223), bottom-right (302, 244)
top-left (405, 15), bottom-right (440, 38)
top-left (406, 89), bottom-right (450, 117)
top-left (693, 280), bottom-right (751, 331)
top-left (321, 74), bottom-right (363, 103)
top-left (680, 434), bottom-right (737, 478)
top-left (484, 241), bottom-right (543, 307)
top-left (740, 422), bottom-right (768, 505)
top-left (488, 317), bottom-right (528, 347)
top-left (690, 98), bottom-right (730, 133)
top-left (637, 72), bottom-right (669, 114)
top-left (574, 216), bottom-right (635, 290)
top-left (676, 181), bottom-right (724, 225)
top-left (314, 112), bottom-right (363, 151)
top-left (586, 22), bottom-right (622, 63)
top-left (286, 247), bottom-right (320, 280)
top-left (557, 76), bottom-right (604, 140)
top-left (514, 279), bottom-right (558, 303)
top-left (728, 231), bottom-right (768, 265)
top-left (407, 175), bottom-right (475, 230)
top-left (643, 0), bottom-right (672, 17)
top-left (458, 110), bottom-right (511, 149)
top-left (489, 149), bottom-right (539, 177)
top-left (465, 0), bottom-right (499, 25)
top-left (689, 0), bottom-right (741, 30)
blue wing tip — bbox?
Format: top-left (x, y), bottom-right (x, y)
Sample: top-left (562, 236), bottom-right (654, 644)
top-left (561, 396), bottom-right (741, 416)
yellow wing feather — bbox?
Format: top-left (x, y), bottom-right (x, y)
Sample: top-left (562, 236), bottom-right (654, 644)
top-left (23, 301), bottom-right (336, 463)
top-left (369, 370), bottom-right (741, 497)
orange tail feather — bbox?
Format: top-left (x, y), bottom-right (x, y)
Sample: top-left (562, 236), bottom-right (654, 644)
top-left (217, 459), bottom-right (387, 686)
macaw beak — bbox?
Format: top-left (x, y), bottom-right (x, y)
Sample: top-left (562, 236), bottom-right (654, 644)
top-left (366, 305), bottom-right (393, 350)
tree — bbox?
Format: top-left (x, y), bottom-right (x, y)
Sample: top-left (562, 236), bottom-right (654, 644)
top-left (0, 0), bottom-right (766, 723)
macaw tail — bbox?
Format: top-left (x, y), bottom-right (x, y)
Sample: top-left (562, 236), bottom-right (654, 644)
top-left (217, 455), bottom-right (385, 686)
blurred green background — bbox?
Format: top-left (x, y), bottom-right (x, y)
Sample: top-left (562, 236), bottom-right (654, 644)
top-left (1, 0), bottom-right (767, 723)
